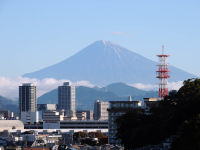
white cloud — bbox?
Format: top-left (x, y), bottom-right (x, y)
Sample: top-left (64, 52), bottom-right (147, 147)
top-left (129, 81), bottom-right (183, 91)
top-left (0, 76), bottom-right (94, 101)
top-left (0, 75), bottom-right (183, 101)
top-left (129, 83), bottom-right (158, 91)
top-left (168, 81), bottom-right (183, 91)
top-left (74, 80), bottom-right (95, 88)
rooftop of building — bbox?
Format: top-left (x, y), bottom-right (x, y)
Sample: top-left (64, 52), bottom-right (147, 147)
top-left (21, 83), bottom-right (34, 86)
top-left (109, 101), bottom-right (142, 103)
top-left (0, 120), bottom-right (24, 128)
top-left (60, 120), bottom-right (108, 123)
top-left (143, 98), bottom-right (158, 101)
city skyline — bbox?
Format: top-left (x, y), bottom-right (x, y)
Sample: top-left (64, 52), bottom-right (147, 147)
top-left (0, 1), bottom-right (199, 149)
top-left (0, 0), bottom-right (199, 77)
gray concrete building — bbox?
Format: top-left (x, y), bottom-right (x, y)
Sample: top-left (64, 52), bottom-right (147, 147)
top-left (76, 110), bottom-right (93, 120)
top-left (58, 82), bottom-right (76, 117)
top-left (43, 110), bottom-right (64, 129)
top-left (37, 104), bottom-right (57, 111)
top-left (19, 83), bottom-right (38, 123)
top-left (94, 100), bottom-right (109, 120)
top-left (19, 83), bottom-right (37, 113)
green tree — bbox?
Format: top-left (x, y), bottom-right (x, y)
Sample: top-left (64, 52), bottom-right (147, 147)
top-left (73, 132), bottom-right (86, 144)
top-left (116, 78), bottom-right (200, 149)
top-left (116, 109), bottom-right (161, 149)
top-left (171, 114), bottom-right (200, 150)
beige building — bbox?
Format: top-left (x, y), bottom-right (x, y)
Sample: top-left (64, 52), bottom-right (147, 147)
top-left (94, 100), bottom-right (109, 120)
top-left (42, 111), bottom-right (64, 129)
top-left (0, 120), bottom-right (24, 131)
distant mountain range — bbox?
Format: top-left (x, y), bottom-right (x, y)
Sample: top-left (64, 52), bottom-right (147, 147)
top-left (38, 82), bottom-right (158, 110)
top-left (24, 40), bottom-right (195, 85)
top-left (0, 83), bottom-right (158, 112)
top-left (0, 96), bottom-right (18, 114)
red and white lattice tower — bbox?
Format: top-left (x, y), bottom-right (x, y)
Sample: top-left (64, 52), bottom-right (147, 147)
top-left (157, 45), bottom-right (170, 99)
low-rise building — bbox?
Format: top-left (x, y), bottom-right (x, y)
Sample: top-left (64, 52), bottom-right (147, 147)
top-left (76, 110), bottom-right (93, 120)
top-left (37, 104), bottom-right (57, 111)
top-left (37, 104), bottom-right (57, 121)
top-left (42, 111), bottom-right (64, 129)
top-left (0, 120), bottom-right (24, 131)
top-left (76, 111), bottom-right (87, 120)
top-left (60, 120), bottom-right (108, 129)
top-left (94, 100), bottom-right (109, 120)
top-left (24, 120), bottom-right (108, 130)
top-left (143, 98), bottom-right (159, 114)
top-left (20, 111), bottom-right (39, 124)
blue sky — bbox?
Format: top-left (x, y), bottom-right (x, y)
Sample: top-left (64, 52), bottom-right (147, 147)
top-left (0, 0), bottom-right (200, 77)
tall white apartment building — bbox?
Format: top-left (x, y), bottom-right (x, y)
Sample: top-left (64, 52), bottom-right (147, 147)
top-left (94, 100), bottom-right (109, 120)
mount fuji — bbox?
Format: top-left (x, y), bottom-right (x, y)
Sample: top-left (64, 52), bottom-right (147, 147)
top-left (24, 40), bottom-right (195, 85)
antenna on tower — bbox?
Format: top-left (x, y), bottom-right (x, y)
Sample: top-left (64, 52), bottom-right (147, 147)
top-left (156, 46), bottom-right (170, 99)
top-left (162, 45), bottom-right (164, 55)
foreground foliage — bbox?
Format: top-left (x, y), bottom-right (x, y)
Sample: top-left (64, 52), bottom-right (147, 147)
top-left (73, 131), bottom-right (108, 146)
top-left (116, 78), bottom-right (200, 149)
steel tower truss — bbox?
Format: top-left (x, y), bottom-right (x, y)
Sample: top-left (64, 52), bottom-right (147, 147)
top-left (157, 46), bottom-right (170, 99)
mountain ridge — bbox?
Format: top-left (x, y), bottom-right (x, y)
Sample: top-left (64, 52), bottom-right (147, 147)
top-left (0, 95), bottom-right (18, 113)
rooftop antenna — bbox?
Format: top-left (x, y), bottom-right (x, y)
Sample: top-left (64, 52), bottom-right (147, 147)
top-left (162, 45), bottom-right (164, 55)
top-left (128, 96), bottom-right (132, 101)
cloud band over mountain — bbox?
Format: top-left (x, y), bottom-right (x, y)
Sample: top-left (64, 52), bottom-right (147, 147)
top-left (0, 76), bottom-right (182, 101)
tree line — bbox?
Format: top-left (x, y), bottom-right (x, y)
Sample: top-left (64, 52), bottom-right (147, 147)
top-left (116, 78), bottom-right (200, 150)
